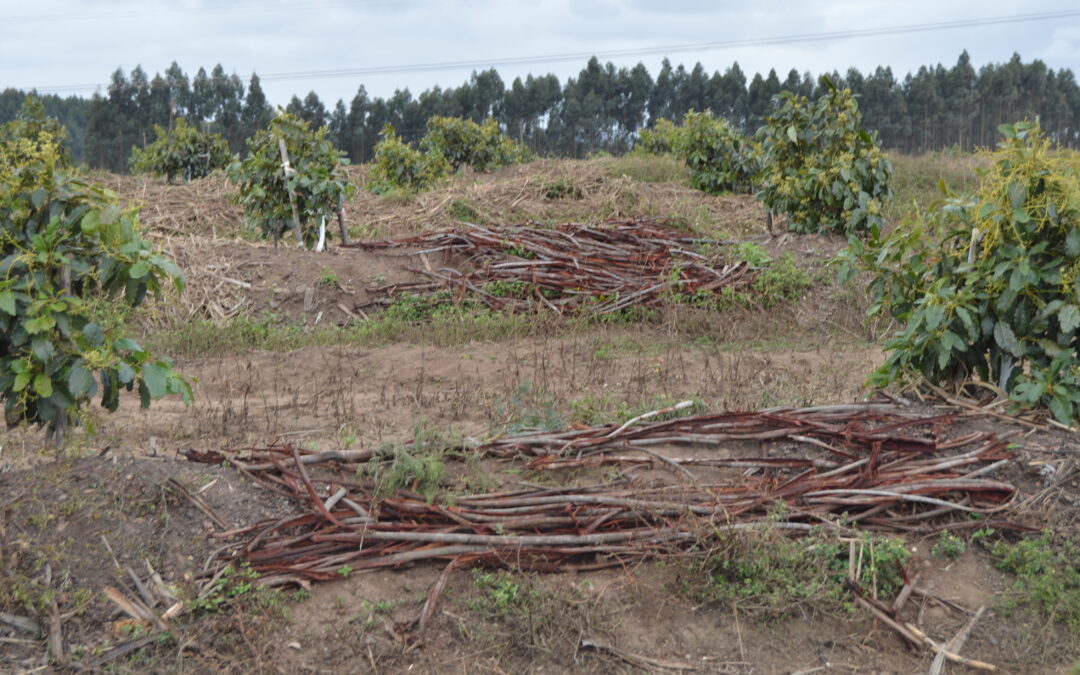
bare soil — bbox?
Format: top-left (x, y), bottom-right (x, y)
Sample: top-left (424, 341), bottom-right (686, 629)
top-left (2, 159), bottom-right (1078, 673)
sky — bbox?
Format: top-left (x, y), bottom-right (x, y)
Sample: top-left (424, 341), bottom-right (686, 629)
top-left (2, 0), bottom-right (1079, 107)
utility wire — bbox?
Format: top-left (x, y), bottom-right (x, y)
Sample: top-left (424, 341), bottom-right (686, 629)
top-left (15, 8), bottom-right (1080, 94)
top-left (1, 0), bottom-right (436, 23)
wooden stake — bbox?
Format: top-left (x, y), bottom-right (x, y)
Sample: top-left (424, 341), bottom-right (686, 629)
top-left (277, 138), bottom-right (304, 248)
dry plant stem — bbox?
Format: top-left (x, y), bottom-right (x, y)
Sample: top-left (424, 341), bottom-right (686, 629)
top-left (190, 406), bottom-right (1019, 587)
top-left (905, 622), bottom-right (997, 672)
top-left (927, 605), bottom-right (988, 675)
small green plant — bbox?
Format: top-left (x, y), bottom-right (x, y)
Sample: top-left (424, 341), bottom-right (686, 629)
top-left (336, 564), bottom-right (353, 579)
top-left (469, 569), bottom-right (537, 616)
top-left (130, 118), bottom-right (232, 183)
top-left (756, 76), bottom-right (892, 234)
top-left (363, 420), bottom-right (449, 501)
top-left (191, 563), bottom-right (261, 613)
top-left (228, 112), bottom-right (355, 248)
top-left (990, 532), bottom-right (1080, 628)
top-left (317, 266), bottom-right (339, 287)
top-left (494, 381), bottom-right (565, 432)
top-left (932, 531), bottom-right (966, 560)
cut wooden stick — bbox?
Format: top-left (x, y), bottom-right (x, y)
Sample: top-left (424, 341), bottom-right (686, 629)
top-left (928, 605), bottom-right (989, 675)
top-left (906, 621), bottom-right (997, 672)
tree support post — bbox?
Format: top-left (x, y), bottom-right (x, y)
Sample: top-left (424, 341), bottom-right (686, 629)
top-left (277, 138), bottom-right (305, 248)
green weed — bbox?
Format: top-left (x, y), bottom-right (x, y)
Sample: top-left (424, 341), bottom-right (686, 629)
top-left (683, 529), bottom-right (910, 620)
top-left (990, 532), bottom-right (1080, 628)
top-left (931, 531), bottom-right (966, 560)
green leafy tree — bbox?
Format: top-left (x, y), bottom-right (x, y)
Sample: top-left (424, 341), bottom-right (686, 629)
top-left (671, 111), bottom-right (759, 194)
top-left (129, 118), bottom-right (232, 183)
top-left (420, 116), bottom-right (529, 172)
top-left (841, 121), bottom-right (1080, 423)
top-left (227, 112), bottom-right (355, 247)
top-left (635, 118), bottom-right (682, 155)
top-left (756, 77), bottom-right (892, 234)
top-left (1, 116), bottom-right (190, 442)
top-left (368, 125), bottom-right (449, 194)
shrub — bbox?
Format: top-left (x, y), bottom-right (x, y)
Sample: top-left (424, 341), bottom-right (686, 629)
top-left (421, 116), bottom-right (530, 172)
top-left (757, 77), bottom-right (892, 234)
top-left (1, 116), bottom-right (190, 441)
top-left (841, 121), bottom-right (1080, 423)
top-left (367, 126), bottom-right (449, 194)
top-left (636, 118), bottom-right (682, 156)
top-left (130, 118), bottom-right (232, 183)
top-left (673, 111), bottom-right (759, 194)
top-left (228, 112), bottom-right (355, 248)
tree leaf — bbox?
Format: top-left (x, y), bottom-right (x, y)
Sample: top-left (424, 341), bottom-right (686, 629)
top-left (141, 362), bottom-right (167, 399)
top-left (33, 373), bottom-right (53, 398)
top-left (129, 260), bottom-right (151, 279)
top-left (0, 291), bottom-right (15, 315)
top-left (1059, 304), bottom-right (1080, 333)
top-left (993, 321), bottom-right (1024, 358)
top-left (68, 360), bottom-right (93, 397)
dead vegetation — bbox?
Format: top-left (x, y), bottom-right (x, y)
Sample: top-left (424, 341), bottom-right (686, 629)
top-left (2, 154), bottom-right (1079, 674)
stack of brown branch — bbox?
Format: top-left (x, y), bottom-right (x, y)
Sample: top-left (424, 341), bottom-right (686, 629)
top-left (187, 405), bottom-right (1021, 591)
top-left (343, 218), bottom-right (754, 315)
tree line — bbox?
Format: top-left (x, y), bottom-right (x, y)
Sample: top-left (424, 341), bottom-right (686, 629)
top-left (2, 50), bottom-right (1078, 172)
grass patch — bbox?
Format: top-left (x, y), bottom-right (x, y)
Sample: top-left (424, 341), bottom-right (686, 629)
top-left (680, 528), bottom-right (910, 621)
top-left (600, 154), bottom-right (689, 184)
top-left (146, 305), bottom-right (539, 358)
top-left (885, 150), bottom-right (985, 225)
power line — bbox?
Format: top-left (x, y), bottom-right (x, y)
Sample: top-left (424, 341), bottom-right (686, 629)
top-left (16, 8), bottom-right (1080, 95)
top-left (1, 0), bottom-right (436, 23)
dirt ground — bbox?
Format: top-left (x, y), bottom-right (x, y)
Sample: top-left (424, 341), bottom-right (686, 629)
top-left (2, 159), bottom-right (1079, 673)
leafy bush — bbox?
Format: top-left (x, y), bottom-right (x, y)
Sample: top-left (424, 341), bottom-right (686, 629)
top-left (671, 111), bottom-right (759, 194)
top-left (841, 121), bottom-right (1080, 423)
top-left (757, 77), bottom-right (892, 234)
top-left (369, 118), bottom-right (528, 194)
top-left (228, 112), bottom-right (355, 248)
top-left (421, 116), bottom-right (530, 172)
top-left (1, 116), bottom-right (190, 440)
top-left (367, 126), bottom-right (449, 194)
top-left (635, 118), bottom-right (682, 156)
top-left (130, 118), bottom-right (232, 183)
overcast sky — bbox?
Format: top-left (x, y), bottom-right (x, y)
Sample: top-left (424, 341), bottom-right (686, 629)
top-left (2, 0), bottom-right (1079, 106)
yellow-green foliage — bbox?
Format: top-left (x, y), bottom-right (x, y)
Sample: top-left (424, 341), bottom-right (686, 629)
top-left (636, 118), bottom-right (682, 156)
top-left (757, 77), bottom-right (892, 234)
top-left (370, 117), bottom-right (529, 194)
top-left (843, 121), bottom-right (1080, 423)
top-left (422, 116), bottom-right (531, 172)
top-left (130, 118), bottom-right (232, 183)
top-left (368, 125), bottom-right (450, 194)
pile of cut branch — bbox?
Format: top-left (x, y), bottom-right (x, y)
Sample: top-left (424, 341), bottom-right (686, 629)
top-left (343, 218), bottom-right (754, 315)
top-left (188, 404), bottom-right (1021, 592)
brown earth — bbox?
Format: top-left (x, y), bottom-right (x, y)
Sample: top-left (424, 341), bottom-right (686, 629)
top-left (2, 159), bottom-right (1078, 673)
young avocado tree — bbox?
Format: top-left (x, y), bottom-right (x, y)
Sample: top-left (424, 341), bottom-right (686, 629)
top-left (756, 77), bottom-right (892, 235)
top-left (841, 121), bottom-right (1080, 424)
top-left (228, 112), bottom-right (355, 249)
top-left (0, 100), bottom-right (191, 444)
top-left (130, 118), bottom-right (232, 183)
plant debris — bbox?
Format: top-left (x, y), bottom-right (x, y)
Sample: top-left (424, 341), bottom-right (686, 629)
top-left (187, 404), bottom-right (1022, 594)
top-left (344, 218), bottom-right (754, 315)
